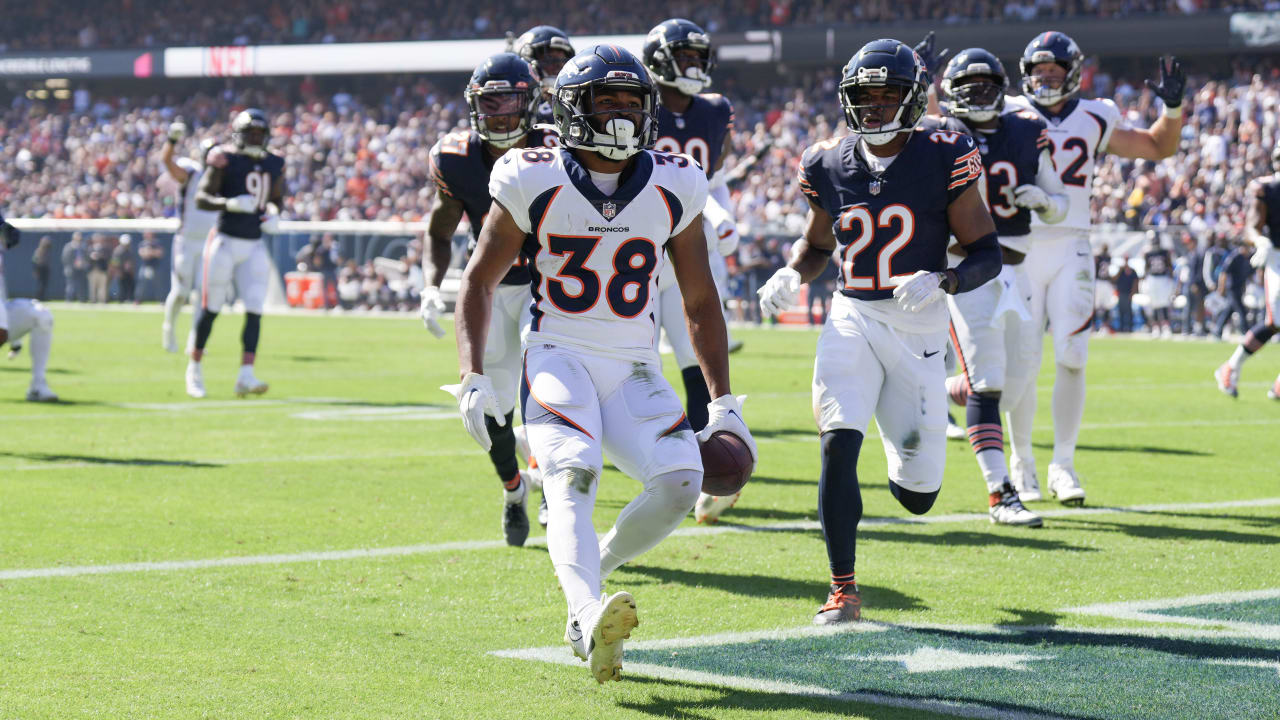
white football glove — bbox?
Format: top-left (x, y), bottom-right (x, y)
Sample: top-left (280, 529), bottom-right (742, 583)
top-left (441, 372), bottom-right (504, 451)
top-left (1251, 243), bottom-right (1272, 269)
top-left (420, 286), bottom-right (446, 338)
top-left (167, 121), bottom-right (186, 143)
top-left (696, 394), bottom-right (758, 464)
top-left (260, 204), bottom-right (280, 234)
top-left (224, 194), bottom-right (259, 213)
top-left (893, 270), bottom-right (947, 313)
top-left (1011, 184), bottom-right (1050, 211)
top-left (757, 266), bottom-right (801, 318)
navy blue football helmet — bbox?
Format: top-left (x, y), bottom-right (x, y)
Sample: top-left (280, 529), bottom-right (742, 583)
top-left (643, 18), bottom-right (716, 96)
top-left (1020, 31), bottom-right (1083, 107)
top-left (552, 45), bottom-right (658, 161)
top-left (839, 39), bottom-right (929, 146)
top-left (513, 25), bottom-right (575, 91)
top-left (465, 53), bottom-right (539, 149)
top-left (231, 108), bottom-right (269, 158)
top-left (940, 48), bottom-right (1008, 123)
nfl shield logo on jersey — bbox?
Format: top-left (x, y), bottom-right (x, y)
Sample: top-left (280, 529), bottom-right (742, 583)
top-left (602, 201), bottom-right (617, 220)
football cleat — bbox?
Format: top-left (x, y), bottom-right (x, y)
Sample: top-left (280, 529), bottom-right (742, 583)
top-left (234, 366), bottom-right (269, 397)
top-left (25, 384), bottom-right (59, 403)
top-left (728, 338), bottom-right (745, 354)
top-left (162, 323), bottom-right (178, 353)
top-left (989, 482), bottom-right (1043, 527)
top-left (1010, 456), bottom-right (1042, 502)
top-left (814, 582), bottom-right (861, 625)
top-left (565, 613), bottom-right (588, 662)
top-left (185, 361), bottom-right (207, 399)
top-left (694, 490), bottom-right (741, 524)
top-left (502, 475), bottom-right (530, 547)
top-left (589, 592), bottom-right (639, 684)
top-left (1047, 464), bottom-right (1086, 506)
top-left (7, 340), bottom-right (22, 360)
top-left (1215, 362), bottom-right (1239, 398)
top-left (945, 413), bottom-right (966, 440)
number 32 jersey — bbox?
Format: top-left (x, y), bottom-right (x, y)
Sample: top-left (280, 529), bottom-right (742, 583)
top-left (490, 148), bottom-right (708, 363)
top-left (1005, 95), bottom-right (1125, 233)
top-left (798, 129), bottom-right (984, 333)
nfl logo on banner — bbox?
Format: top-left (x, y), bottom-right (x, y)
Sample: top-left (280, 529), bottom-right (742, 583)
top-left (601, 201), bottom-right (617, 220)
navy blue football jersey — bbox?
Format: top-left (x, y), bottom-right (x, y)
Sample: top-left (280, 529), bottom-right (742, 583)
top-left (207, 146), bottom-right (285, 240)
top-left (654, 93), bottom-right (734, 176)
top-left (1144, 248), bottom-right (1172, 276)
top-left (921, 111), bottom-right (1051, 237)
top-left (1258, 177), bottom-right (1280, 246)
top-left (798, 129), bottom-right (984, 302)
top-left (429, 127), bottom-right (556, 286)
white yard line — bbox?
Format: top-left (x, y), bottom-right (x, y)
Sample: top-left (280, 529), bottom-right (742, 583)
top-left (1062, 588), bottom-right (1280, 640)
top-left (1, 497), bottom-right (1276, 582)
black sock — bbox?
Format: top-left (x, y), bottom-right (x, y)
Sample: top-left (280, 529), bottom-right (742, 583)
top-left (681, 365), bottom-right (712, 432)
top-left (194, 309), bottom-right (218, 351)
top-left (819, 429), bottom-right (863, 579)
top-left (487, 411), bottom-right (519, 487)
top-left (890, 481), bottom-right (939, 515)
top-left (241, 312), bottom-right (261, 354)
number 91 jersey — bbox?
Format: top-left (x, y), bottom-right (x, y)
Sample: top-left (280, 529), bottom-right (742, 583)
top-left (798, 130), bottom-right (984, 332)
top-left (490, 147), bottom-right (708, 363)
top-left (207, 145), bottom-right (285, 240)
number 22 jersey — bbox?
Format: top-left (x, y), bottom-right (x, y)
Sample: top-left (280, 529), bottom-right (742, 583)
top-left (489, 148), bottom-right (708, 363)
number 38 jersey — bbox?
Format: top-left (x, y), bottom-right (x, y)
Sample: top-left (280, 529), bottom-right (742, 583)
top-left (490, 147), bottom-right (708, 363)
top-left (206, 145), bottom-right (285, 240)
top-left (1005, 95), bottom-right (1125, 233)
top-left (798, 129), bottom-right (984, 333)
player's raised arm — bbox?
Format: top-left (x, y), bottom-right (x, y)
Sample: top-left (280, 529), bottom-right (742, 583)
top-left (161, 122), bottom-right (190, 184)
top-left (669, 213), bottom-right (730, 400)
top-left (455, 200), bottom-right (525, 378)
top-left (1104, 57), bottom-right (1185, 160)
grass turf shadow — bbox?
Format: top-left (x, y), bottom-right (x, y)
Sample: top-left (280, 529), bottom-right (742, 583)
top-left (0, 451), bottom-right (222, 468)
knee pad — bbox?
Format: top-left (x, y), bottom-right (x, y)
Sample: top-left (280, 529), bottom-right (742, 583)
top-left (650, 468), bottom-right (702, 514)
top-left (1055, 334), bottom-right (1089, 371)
top-left (36, 307), bottom-right (53, 331)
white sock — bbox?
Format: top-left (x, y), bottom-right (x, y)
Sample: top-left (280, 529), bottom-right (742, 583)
top-left (1004, 374), bottom-right (1037, 470)
top-left (1228, 345), bottom-right (1248, 371)
top-left (502, 473), bottom-right (526, 504)
top-left (599, 468), bottom-right (701, 579)
top-left (544, 467), bottom-right (605, 633)
top-left (976, 449), bottom-right (1008, 494)
top-left (163, 286), bottom-right (184, 331)
top-left (1052, 365), bottom-right (1087, 467)
top-left (28, 320), bottom-right (52, 388)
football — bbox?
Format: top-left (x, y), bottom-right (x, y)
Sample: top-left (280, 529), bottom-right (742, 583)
top-left (700, 431), bottom-right (754, 496)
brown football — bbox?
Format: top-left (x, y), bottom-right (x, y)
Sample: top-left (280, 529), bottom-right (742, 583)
top-left (700, 431), bottom-right (754, 496)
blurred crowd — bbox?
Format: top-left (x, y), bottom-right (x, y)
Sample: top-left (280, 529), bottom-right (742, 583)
top-left (0, 0), bottom-right (1257, 51)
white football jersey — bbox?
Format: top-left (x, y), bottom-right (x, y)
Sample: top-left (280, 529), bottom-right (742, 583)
top-left (490, 147), bottom-right (708, 363)
top-left (1006, 94), bottom-right (1125, 232)
top-left (159, 157), bottom-right (219, 242)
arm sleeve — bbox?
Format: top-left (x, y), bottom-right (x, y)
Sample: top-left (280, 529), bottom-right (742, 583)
top-left (949, 232), bottom-right (1001, 294)
top-left (487, 151), bottom-right (532, 233)
top-left (1034, 147), bottom-right (1069, 225)
top-left (672, 166), bottom-right (709, 237)
top-left (947, 135), bottom-right (985, 204)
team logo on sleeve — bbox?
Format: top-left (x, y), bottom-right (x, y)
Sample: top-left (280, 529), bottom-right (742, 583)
top-left (602, 200), bottom-right (618, 220)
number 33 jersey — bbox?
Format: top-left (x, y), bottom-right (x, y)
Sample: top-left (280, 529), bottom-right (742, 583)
top-left (490, 147), bottom-right (708, 363)
top-left (798, 129), bottom-right (984, 333)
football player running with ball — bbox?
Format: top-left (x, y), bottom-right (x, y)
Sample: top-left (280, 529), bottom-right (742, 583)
top-left (425, 53), bottom-right (556, 548)
top-left (188, 109), bottom-right (284, 399)
top-left (758, 40), bottom-right (1001, 624)
top-left (641, 18), bottom-right (744, 524)
top-left (926, 48), bottom-right (1069, 527)
top-left (1216, 141), bottom-right (1280, 400)
top-left (451, 45), bottom-right (755, 683)
top-left (1003, 32), bottom-right (1184, 505)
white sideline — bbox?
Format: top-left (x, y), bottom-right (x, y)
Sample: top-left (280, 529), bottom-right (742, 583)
top-left (1, 497), bottom-right (1277, 582)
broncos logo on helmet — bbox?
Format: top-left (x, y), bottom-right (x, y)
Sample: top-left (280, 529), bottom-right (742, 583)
top-left (643, 18), bottom-right (716, 97)
top-left (465, 53), bottom-right (539, 150)
top-left (231, 109), bottom-right (270, 159)
top-left (552, 45), bottom-right (658, 161)
top-left (839, 39), bottom-right (929, 146)
top-left (941, 48), bottom-right (1008, 123)
top-left (1020, 31), bottom-right (1084, 107)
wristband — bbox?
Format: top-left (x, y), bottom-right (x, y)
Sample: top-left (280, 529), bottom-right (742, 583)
top-left (1163, 104), bottom-right (1183, 119)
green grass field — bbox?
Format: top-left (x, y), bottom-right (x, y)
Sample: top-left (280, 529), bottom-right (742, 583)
top-left (2, 304), bottom-right (1278, 719)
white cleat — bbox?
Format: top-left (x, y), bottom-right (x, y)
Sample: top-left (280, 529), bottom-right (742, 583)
top-left (25, 384), bottom-right (59, 403)
top-left (945, 414), bottom-right (967, 441)
top-left (695, 490), bottom-right (741, 524)
top-left (7, 341), bottom-right (22, 360)
top-left (162, 324), bottom-right (178, 353)
top-left (1047, 463), bottom-right (1086, 507)
top-left (1010, 456), bottom-right (1042, 502)
top-left (989, 482), bottom-right (1043, 527)
top-left (565, 612), bottom-right (588, 662)
top-left (234, 366), bottom-right (269, 397)
top-left (588, 592), bottom-right (638, 684)
top-left (185, 361), bottom-right (207, 399)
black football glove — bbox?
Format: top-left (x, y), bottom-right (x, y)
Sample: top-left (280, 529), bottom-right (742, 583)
top-left (913, 31), bottom-right (950, 82)
top-left (1145, 56), bottom-right (1186, 109)
top-left (0, 222), bottom-right (18, 250)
